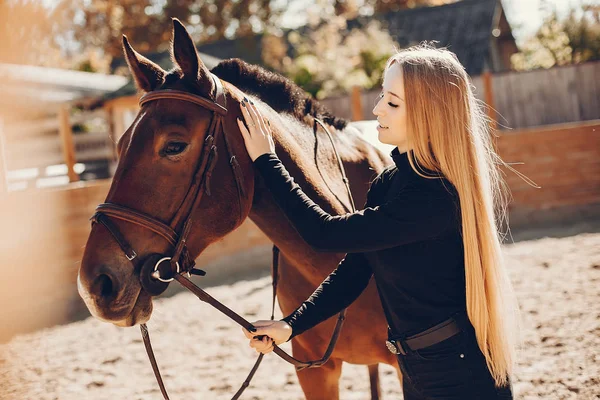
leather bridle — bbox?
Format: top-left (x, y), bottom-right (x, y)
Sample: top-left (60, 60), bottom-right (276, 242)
top-left (89, 73), bottom-right (356, 399)
top-left (92, 74), bottom-right (245, 297)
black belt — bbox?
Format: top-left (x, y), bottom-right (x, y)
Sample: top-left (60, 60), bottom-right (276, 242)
top-left (385, 316), bottom-right (462, 356)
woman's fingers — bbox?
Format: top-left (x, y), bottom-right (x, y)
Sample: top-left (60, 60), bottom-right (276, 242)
top-left (261, 342), bottom-right (274, 354)
top-left (239, 103), bottom-right (253, 134)
top-left (242, 323), bottom-right (275, 342)
top-left (245, 101), bottom-right (268, 135)
top-left (239, 102), bottom-right (256, 136)
top-left (242, 320), bottom-right (288, 354)
top-left (240, 99), bottom-right (270, 139)
top-left (250, 335), bottom-right (274, 354)
top-left (241, 326), bottom-right (254, 339)
top-left (240, 99), bottom-right (261, 133)
top-left (237, 117), bottom-right (252, 142)
top-left (237, 117), bottom-right (249, 136)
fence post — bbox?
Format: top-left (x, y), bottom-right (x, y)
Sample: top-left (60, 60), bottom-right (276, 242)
top-left (351, 86), bottom-right (364, 121)
top-left (0, 117), bottom-right (7, 193)
top-left (58, 106), bottom-right (79, 183)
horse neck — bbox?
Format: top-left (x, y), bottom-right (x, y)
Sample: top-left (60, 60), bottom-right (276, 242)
top-left (247, 118), bottom-right (349, 263)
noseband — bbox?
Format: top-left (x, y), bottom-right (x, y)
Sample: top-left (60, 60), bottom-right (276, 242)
top-left (89, 73), bottom-right (356, 399)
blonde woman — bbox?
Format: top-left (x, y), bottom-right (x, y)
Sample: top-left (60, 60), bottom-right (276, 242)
top-left (237, 45), bottom-right (518, 399)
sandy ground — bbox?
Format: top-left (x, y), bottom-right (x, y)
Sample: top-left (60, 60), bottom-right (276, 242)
top-left (1, 233), bottom-right (599, 400)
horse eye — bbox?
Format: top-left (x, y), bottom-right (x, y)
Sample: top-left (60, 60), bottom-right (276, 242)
top-left (162, 142), bottom-right (188, 157)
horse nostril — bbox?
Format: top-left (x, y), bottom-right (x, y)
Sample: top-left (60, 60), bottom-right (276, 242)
top-left (92, 273), bottom-right (115, 299)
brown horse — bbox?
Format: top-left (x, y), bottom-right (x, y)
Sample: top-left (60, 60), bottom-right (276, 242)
top-left (77, 19), bottom-right (401, 399)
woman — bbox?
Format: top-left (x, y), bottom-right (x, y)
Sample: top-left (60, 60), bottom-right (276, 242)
top-left (236, 45), bottom-right (518, 399)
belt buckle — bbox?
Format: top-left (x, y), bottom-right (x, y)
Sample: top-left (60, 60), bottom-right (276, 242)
top-left (385, 339), bottom-right (406, 355)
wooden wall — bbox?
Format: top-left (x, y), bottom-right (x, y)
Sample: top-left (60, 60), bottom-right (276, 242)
top-left (484, 61), bottom-right (600, 129)
top-left (497, 120), bottom-right (600, 228)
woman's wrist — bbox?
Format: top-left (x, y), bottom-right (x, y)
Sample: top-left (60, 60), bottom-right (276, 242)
top-left (253, 152), bottom-right (277, 163)
top-left (279, 319), bottom-right (294, 342)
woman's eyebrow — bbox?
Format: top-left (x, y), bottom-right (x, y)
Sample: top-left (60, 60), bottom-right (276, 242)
top-left (387, 91), bottom-right (404, 102)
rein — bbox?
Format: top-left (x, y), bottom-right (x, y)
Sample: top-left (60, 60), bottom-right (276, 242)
top-left (91, 73), bottom-right (357, 399)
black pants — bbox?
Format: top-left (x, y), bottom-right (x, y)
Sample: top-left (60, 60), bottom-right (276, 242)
top-left (395, 314), bottom-right (513, 399)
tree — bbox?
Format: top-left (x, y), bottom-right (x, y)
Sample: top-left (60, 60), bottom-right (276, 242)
top-left (261, 0), bottom-right (459, 98)
top-left (52, 0), bottom-right (283, 63)
top-left (563, 4), bottom-right (600, 63)
top-left (511, 4), bottom-right (599, 71)
top-left (363, 0), bottom-right (457, 14)
top-left (0, 0), bottom-right (66, 67)
top-left (270, 18), bottom-right (398, 99)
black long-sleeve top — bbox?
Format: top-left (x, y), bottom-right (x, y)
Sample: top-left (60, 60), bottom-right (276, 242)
top-left (253, 147), bottom-right (466, 340)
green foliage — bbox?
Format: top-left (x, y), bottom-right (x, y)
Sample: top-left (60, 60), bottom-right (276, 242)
top-left (291, 67), bottom-right (321, 98)
top-left (511, 4), bottom-right (600, 71)
top-left (359, 50), bottom-right (390, 86)
top-left (56, 0), bottom-right (283, 61)
top-left (0, 0), bottom-right (66, 67)
top-left (266, 19), bottom-right (398, 99)
top-left (563, 5), bottom-right (600, 63)
top-left (78, 60), bottom-right (96, 73)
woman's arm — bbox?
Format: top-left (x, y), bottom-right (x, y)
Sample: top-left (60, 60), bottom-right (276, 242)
top-left (282, 252), bottom-right (373, 341)
top-left (254, 153), bottom-right (457, 253)
top-left (243, 251), bottom-right (373, 349)
top-left (235, 98), bottom-right (456, 253)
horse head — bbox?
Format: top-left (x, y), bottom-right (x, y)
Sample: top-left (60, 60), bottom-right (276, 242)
top-left (77, 19), bottom-right (255, 326)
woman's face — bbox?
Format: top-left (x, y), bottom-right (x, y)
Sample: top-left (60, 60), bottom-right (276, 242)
top-left (372, 63), bottom-right (409, 152)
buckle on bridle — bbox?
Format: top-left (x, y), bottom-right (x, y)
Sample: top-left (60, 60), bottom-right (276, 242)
top-left (151, 257), bottom-right (181, 282)
top-left (126, 250), bottom-right (138, 261)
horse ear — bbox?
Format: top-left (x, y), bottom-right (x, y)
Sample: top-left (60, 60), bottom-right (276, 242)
top-left (122, 35), bottom-right (165, 92)
top-left (171, 18), bottom-right (210, 83)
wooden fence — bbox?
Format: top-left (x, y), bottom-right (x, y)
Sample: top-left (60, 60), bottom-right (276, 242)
top-left (497, 120), bottom-right (600, 228)
top-left (2, 108), bottom-right (115, 191)
top-left (320, 61), bottom-right (600, 130)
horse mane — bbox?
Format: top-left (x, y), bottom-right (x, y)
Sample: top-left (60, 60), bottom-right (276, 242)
top-left (210, 58), bottom-right (348, 131)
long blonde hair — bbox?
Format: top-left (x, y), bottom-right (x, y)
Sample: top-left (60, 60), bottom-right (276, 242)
top-left (386, 45), bottom-right (520, 386)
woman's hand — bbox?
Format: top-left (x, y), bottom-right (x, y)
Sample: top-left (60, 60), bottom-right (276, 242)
top-left (237, 98), bottom-right (276, 162)
top-left (242, 320), bottom-right (293, 354)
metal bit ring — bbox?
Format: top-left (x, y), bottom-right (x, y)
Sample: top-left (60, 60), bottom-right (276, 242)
top-left (151, 257), bottom-right (180, 282)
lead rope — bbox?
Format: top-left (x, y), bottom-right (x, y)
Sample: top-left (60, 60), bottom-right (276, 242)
top-left (139, 118), bottom-right (356, 399)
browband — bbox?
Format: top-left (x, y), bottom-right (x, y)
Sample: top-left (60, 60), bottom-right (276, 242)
top-left (138, 73), bottom-right (228, 116)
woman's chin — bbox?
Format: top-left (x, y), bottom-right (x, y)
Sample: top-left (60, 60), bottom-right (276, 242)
top-left (377, 130), bottom-right (393, 145)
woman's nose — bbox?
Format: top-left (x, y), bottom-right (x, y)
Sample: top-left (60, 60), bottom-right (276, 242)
top-left (372, 100), bottom-right (383, 117)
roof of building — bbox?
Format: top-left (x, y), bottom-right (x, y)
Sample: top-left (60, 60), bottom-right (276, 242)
top-left (0, 63), bottom-right (129, 117)
top-left (355, 0), bottom-right (505, 75)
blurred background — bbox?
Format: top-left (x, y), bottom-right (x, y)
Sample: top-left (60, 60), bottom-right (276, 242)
top-left (0, 0), bottom-right (598, 380)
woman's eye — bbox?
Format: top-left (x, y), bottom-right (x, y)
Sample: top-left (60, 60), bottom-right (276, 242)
top-left (388, 102), bottom-right (399, 108)
top-left (162, 142), bottom-right (188, 157)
